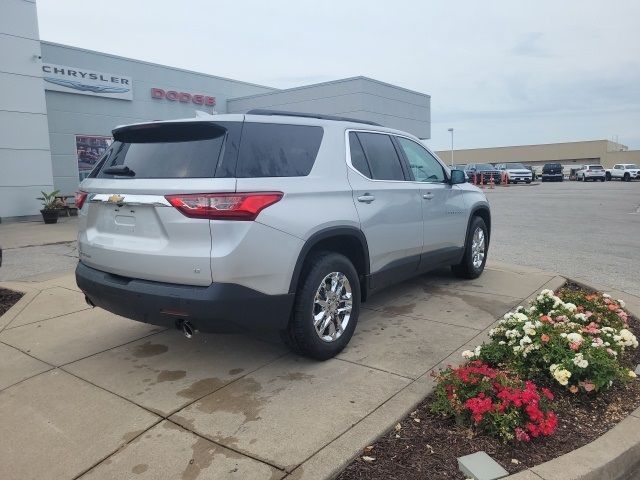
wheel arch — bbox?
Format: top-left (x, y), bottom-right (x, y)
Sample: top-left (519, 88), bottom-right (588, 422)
top-left (288, 227), bottom-right (370, 299)
top-left (468, 205), bottom-right (491, 244)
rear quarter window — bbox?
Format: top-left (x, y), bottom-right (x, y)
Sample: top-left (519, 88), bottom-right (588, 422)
top-left (236, 123), bottom-right (324, 177)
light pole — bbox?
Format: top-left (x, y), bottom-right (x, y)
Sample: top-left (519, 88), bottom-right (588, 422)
top-left (447, 128), bottom-right (454, 166)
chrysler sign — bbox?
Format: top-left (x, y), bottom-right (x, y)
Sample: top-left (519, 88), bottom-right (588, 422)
top-left (42, 63), bottom-right (133, 100)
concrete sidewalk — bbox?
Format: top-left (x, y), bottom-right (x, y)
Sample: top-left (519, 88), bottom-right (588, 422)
top-left (0, 263), bottom-right (569, 480)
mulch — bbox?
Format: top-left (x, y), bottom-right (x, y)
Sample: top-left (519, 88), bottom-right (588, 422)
top-left (0, 288), bottom-right (23, 317)
top-left (337, 284), bottom-right (640, 480)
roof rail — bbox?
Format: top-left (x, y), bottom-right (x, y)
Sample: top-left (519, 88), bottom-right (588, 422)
top-left (246, 109), bottom-right (382, 126)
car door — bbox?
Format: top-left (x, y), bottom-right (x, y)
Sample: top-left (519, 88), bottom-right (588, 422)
top-left (346, 131), bottom-right (423, 289)
top-left (394, 136), bottom-right (467, 266)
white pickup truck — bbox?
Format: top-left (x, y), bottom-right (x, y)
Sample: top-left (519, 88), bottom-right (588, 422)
top-left (605, 164), bottom-right (640, 182)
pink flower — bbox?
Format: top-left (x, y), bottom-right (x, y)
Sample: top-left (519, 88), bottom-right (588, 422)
top-left (570, 342), bottom-right (581, 351)
top-left (541, 334), bottom-right (550, 343)
top-left (556, 315), bottom-right (568, 322)
top-left (580, 381), bottom-right (596, 392)
top-left (585, 311), bottom-right (593, 318)
top-left (515, 427), bottom-right (531, 442)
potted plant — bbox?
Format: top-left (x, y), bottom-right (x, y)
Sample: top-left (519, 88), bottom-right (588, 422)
top-left (37, 189), bottom-right (61, 224)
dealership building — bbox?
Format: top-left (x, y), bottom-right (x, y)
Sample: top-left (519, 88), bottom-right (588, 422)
top-left (1, 0), bottom-right (431, 219)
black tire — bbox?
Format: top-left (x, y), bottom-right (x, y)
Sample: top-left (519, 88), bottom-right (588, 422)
top-left (605, 172), bottom-right (612, 181)
top-left (526, 179), bottom-right (531, 184)
top-left (281, 252), bottom-right (360, 360)
top-left (452, 216), bottom-right (488, 279)
top-left (600, 177), bottom-right (606, 182)
top-left (624, 173), bottom-right (631, 182)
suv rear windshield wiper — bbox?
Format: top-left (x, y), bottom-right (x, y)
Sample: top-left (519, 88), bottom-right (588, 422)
top-left (102, 165), bottom-right (136, 177)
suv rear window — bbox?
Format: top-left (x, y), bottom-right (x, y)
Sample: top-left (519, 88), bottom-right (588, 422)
top-left (94, 121), bottom-right (240, 179)
top-left (236, 123), bottom-right (323, 177)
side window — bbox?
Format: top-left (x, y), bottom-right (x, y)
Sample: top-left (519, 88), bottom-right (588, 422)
top-left (348, 132), bottom-right (371, 178)
top-left (236, 123), bottom-right (324, 177)
top-left (356, 132), bottom-right (405, 181)
top-left (396, 137), bottom-right (446, 183)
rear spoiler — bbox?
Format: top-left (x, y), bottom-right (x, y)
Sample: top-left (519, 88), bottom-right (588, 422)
top-left (112, 121), bottom-right (228, 143)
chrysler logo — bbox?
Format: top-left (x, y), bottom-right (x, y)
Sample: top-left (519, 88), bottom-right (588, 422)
top-left (44, 77), bottom-right (130, 94)
top-left (107, 194), bottom-right (125, 204)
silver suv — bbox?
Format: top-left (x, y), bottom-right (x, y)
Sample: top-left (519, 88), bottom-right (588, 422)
top-left (75, 110), bottom-right (491, 359)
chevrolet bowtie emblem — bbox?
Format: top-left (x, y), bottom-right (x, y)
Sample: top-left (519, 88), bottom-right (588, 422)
top-left (107, 194), bottom-right (124, 204)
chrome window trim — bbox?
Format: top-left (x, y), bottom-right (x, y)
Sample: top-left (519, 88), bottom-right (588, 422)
top-left (344, 129), bottom-right (450, 186)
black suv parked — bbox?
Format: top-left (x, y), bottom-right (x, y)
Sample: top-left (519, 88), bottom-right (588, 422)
top-left (541, 163), bottom-right (564, 182)
top-left (464, 164), bottom-right (502, 185)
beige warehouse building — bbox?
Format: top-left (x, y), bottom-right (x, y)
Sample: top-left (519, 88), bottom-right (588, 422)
top-left (435, 140), bottom-right (640, 170)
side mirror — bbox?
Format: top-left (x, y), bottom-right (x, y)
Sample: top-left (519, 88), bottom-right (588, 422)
top-left (450, 169), bottom-right (467, 185)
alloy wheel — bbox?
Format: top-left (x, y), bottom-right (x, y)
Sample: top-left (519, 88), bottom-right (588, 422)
top-left (471, 227), bottom-right (486, 269)
top-left (312, 272), bottom-right (353, 342)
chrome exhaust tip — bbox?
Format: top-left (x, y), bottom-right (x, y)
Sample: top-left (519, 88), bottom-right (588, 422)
top-left (178, 320), bottom-right (195, 339)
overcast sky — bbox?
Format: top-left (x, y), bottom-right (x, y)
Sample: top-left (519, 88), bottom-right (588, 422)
top-left (37, 0), bottom-right (640, 151)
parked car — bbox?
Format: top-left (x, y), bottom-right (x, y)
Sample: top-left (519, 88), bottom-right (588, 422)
top-left (494, 163), bottom-right (533, 184)
top-left (577, 164), bottom-right (606, 182)
top-left (525, 165), bottom-right (537, 181)
top-left (464, 163), bottom-right (502, 185)
top-left (74, 110), bottom-right (491, 360)
top-left (452, 164), bottom-right (470, 181)
top-left (605, 164), bottom-right (640, 182)
top-left (541, 163), bottom-right (564, 182)
top-left (568, 166), bottom-right (583, 181)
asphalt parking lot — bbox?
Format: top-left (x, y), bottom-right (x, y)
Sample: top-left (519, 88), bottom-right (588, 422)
top-left (487, 180), bottom-right (640, 296)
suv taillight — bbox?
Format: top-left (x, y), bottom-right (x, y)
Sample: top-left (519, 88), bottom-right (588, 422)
top-left (165, 192), bottom-right (283, 221)
top-left (75, 191), bottom-right (88, 210)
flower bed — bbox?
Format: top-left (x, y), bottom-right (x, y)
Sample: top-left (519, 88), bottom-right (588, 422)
top-left (0, 288), bottom-right (23, 317)
top-left (337, 283), bottom-right (640, 480)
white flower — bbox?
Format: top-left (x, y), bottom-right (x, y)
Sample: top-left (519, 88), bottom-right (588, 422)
top-left (540, 289), bottom-right (554, 297)
top-left (574, 313), bottom-right (587, 322)
top-left (564, 303), bottom-right (577, 312)
top-left (552, 367), bottom-right (572, 386)
top-left (566, 332), bottom-right (583, 344)
top-left (498, 340), bottom-right (506, 345)
top-left (618, 299), bottom-right (626, 308)
top-left (519, 336), bottom-right (532, 347)
top-left (617, 329), bottom-right (638, 348)
top-left (474, 345), bottom-right (482, 356)
top-left (523, 321), bottom-right (536, 336)
top-left (602, 293), bottom-right (611, 299)
top-left (461, 350), bottom-right (475, 359)
top-left (572, 353), bottom-right (589, 369)
top-left (629, 370), bottom-right (637, 378)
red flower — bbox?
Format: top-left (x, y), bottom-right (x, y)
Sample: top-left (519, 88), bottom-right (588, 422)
top-left (541, 388), bottom-right (554, 400)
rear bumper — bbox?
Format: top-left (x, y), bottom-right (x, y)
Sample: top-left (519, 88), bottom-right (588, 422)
top-left (76, 262), bottom-right (294, 333)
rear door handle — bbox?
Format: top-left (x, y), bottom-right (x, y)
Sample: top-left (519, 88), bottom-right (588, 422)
top-left (357, 194), bottom-right (375, 203)
top-left (422, 193), bottom-right (434, 200)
